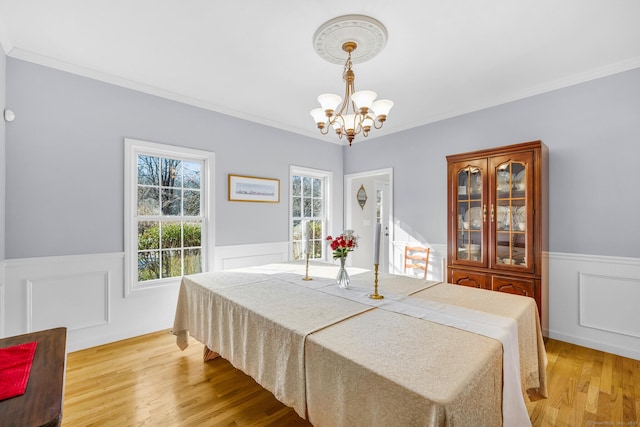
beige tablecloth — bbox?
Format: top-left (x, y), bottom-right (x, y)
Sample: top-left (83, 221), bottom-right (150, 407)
top-left (305, 308), bottom-right (504, 426)
top-left (305, 272), bottom-right (547, 426)
top-left (412, 283), bottom-right (547, 398)
top-left (172, 262), bottom-right (547, 425)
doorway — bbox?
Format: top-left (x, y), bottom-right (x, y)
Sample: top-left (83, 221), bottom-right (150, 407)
top-left (344, 168), bottom-right (393, 273)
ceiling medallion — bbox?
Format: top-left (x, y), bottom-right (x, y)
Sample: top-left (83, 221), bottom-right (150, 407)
top-left (313, 15), bottom-right (388, 64)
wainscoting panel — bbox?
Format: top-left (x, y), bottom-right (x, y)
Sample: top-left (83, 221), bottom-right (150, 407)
top-left (1, 245), bottom-right (291, 351)
top-left (549, 252), bottom-right (640, 360)
top-left (214, 241), bottom-right (290, 270)
top-left (26, 271), bottom-right (110, 333)
top-left (579, 273), bottom-right (640, 339)
top-left (1, 252), bottom-right (181, 352)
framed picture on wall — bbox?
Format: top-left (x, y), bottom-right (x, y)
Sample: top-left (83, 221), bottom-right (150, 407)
top-left (228, 174), bottom-right (280, 203)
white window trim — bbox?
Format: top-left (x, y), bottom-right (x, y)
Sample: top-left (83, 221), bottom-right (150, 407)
top-left (289, 165), bottom-right (332, 262)
top-left (124, 138), bottom-right (215, 297)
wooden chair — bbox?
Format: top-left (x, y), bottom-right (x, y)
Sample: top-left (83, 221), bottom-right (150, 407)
top-left (404, 246), bottom-right (430, 279)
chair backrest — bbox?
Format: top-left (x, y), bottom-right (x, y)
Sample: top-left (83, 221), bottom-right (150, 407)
top-left (404, 246), bottom-right (430, 279)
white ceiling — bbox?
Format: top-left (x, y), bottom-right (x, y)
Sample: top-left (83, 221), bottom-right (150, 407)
top-left (1, 1), bottom-right (639, 143)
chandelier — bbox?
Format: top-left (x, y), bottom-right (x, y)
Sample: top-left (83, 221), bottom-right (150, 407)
top-left (310, 15), bottom-right (393, 146)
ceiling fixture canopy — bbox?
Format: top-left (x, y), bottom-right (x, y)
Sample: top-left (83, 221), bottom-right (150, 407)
top-left (310, 15), bottom-right (393, 146)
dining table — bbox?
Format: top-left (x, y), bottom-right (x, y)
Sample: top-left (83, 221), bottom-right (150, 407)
top-left (172, 261), bottom-right (547, 426)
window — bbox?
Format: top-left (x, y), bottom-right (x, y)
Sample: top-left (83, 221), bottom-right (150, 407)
top-left (290, 166), bottom-right (331, 261)
top-left (125, 139), bottom-right (214, 295)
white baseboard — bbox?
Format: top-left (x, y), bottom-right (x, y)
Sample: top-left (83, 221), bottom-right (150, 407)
top-left (547, 330), bottom-right (640, 361)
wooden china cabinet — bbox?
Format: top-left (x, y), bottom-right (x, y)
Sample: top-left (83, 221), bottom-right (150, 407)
top-left (446, 140), bottom-right (548, 318)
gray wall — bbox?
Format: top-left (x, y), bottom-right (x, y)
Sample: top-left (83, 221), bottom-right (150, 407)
top-left (5, 58), bottom-right (344, 259)
top-left (345, 68), bottom-right (640, 258)
top-left (0, 50), bottom-right (5, 261)
top-left (5, 57), bottom-right (640, 260)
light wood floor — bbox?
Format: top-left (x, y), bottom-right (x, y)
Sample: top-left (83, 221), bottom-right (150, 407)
top-left (62, 330), bottom-right (639, 426)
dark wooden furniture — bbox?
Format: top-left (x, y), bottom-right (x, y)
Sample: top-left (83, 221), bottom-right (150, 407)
top-left (0, 327), bottom-right (67, 427)
top-left (447, 141), bottom-right (548, 318)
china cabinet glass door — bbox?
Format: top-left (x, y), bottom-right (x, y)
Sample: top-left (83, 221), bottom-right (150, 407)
top-left (491, 153), bottom-right (533, 271)
top-left (455, 162), bottom-right (486, 265)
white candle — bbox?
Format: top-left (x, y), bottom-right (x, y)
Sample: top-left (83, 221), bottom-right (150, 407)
top-left (373, 223), bottom-right (381, 265)
top-left (305, 221), bottom-right (311, 255)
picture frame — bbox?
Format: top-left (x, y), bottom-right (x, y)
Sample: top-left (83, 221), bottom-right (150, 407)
top-left (228, 174), bottom-right (280, 203)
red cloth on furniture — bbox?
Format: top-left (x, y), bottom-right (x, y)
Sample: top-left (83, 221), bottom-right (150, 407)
top-left (0, 341), bottom-right (38, 401)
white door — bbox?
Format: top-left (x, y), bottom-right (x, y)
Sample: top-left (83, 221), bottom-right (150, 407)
top-left (344, 169), bottom-right (393, 273)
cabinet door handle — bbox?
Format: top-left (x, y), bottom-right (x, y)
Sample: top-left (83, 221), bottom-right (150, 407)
top-left (490, 204), bottom-right (494, 222)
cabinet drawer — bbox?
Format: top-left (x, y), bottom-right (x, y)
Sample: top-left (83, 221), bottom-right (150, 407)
top-left (491, 275), bottom-right (535, 298)
top-left (450, 269), bottom-right (489, 290)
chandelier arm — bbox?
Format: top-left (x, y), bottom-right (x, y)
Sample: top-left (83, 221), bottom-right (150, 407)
top-left (350, 99), bottom-right (359, 116)
top-left (336, 89), bottom-right (350, 118)
top-left (372, 119), bottom-right (384, 130)
top-left (362, 111), bottom-right (381, 130)
top-left (354, 112), bottom-right (364, 135)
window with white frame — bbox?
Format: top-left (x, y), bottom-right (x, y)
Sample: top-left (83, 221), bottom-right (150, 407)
top-left (125, 138), bottom-right (214, 294)
top-left (290, 166), bottom-right (331, 261)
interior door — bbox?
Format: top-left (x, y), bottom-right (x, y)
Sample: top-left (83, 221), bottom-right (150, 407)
top-left (344, 170), bottom-right (393, 273)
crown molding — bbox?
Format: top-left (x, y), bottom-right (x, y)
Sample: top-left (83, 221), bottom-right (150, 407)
top-left (6, 47), bottom-right (332, 142)
top-left (0, 15), bottom-right (13, 55)
top-left (384, 56), bottom-right (640, 135)
top-left (7, 47), bottom-right (640, 146)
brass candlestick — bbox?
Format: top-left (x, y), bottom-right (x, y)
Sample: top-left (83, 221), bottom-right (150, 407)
top-left (368, 264), bottom-right (384, 299)
top-left (302, 251), bottom-right (313, 281)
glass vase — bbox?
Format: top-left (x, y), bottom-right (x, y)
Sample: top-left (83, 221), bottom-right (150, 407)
top-left (336, 256), bottom-right (350, 288)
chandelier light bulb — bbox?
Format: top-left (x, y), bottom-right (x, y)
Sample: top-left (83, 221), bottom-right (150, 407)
top-left (362, 116), bottom-right (374, 129)
top-left (351, 90), bottom-right (377, 111)
top-left (332, 116), bottom-right (344, 129)
top-left (371, 99), bottom-right (393, 118)
top-left (317, 93), bottom-right (342, 114)
top-left (343, 114), bottom-right (357, 132)
top-left (310, 108), bottom-right (327, 127)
